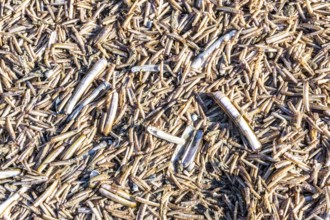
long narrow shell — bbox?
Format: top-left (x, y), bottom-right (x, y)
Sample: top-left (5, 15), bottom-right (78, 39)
top-left (62, 135), bottom-right (87, 160)
top-left (68, 81), bottom-right (111, 121)
top-left (211, 91), bottom-right (261, 151)
top-left (147, 126), bottom-right (185, 145)
top-left (191, 30), bottom-right (237, 69)
top-left (131, 65), bottom-right (160, 73)
top-left (50, 129), bottom-right (80, 143)
top-left (170, 125), bottom-right (195, 169)
top-left (0, 169), bottom-right (21, 179)
top-left (33, 180), bottom-right (59, 207)
top-left (103, 91), bottom-right (118, 136)
top-left (99, 188), bottom-right (137, 208)
top-left (37, 146), bottom-right (65, 173)
top-left (181, 130), bottom-right (203, 168)
top-left (101, 184), bottom-right (134, 201)
top-left (80, 81), bottom-right (111, 107)
top-left (64, 58), bottom-right (107, 114)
